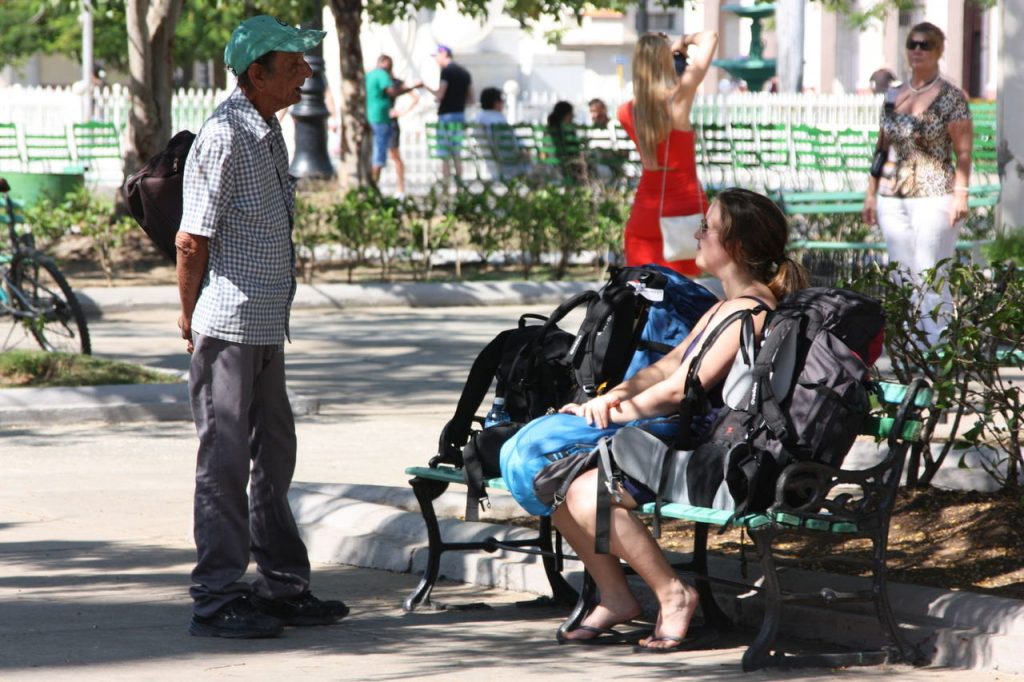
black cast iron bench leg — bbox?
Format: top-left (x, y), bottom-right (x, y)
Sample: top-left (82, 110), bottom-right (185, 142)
top-left (537, 515), bottom-right (580, 606)
top-left (403, 476), bottom-right (450, 612)
top-left (691, 522), bottom-right (734, 631)
top-left (404, 476), bottom-right (579, 612)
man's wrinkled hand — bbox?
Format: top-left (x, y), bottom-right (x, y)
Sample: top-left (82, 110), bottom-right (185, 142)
top-left (178, 313), bottom-right (193, 354)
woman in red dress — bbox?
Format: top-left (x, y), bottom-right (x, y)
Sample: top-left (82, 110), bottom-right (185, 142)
top-left (619, 31), bottom-right (718, 277)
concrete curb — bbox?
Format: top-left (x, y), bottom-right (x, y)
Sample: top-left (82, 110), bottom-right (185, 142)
top-left (76, 278), bottom-right (728, 316)
top-left (76, 280), bottom-right (605, 316)
top-left (0, 383), bottom-right (319, 427)
top-left (289, 480), bottom-right (1024, 673)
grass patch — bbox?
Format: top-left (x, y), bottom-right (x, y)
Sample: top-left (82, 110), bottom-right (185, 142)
top-left (0, 350), bottom-right (177, 388)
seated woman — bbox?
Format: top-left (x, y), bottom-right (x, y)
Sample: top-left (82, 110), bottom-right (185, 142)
top-left (553, 188), bottom-right (807, 650)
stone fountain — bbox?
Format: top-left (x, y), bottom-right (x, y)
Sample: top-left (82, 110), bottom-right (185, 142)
top-left (713, 3), bottom-right (777, 93)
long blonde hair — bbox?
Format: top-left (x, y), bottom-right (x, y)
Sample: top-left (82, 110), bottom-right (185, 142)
top-left (632, 34), bottom-right (677, 167)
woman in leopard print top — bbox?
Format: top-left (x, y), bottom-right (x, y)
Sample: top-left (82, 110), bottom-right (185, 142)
top-left (861, 21), bottom-right (973, 346)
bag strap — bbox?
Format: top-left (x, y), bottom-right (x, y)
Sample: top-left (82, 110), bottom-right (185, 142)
top-left (676, 306), bottom-right (763, 449)
top-left (438, 328), bottom-right (515, 463)
top-left (750, 316), bottom-right (800, 443)
top-left (462, 437), bottom-right (486, 521)
top-left (595, 437), bottom-right (617, 555)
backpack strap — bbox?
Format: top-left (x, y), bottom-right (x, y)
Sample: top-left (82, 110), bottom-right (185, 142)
top-left (437, 327), bottom-right (516, 466)
top-left (675, 306), bottom-right (763, 448)
top-left (595, 437), bottom-right (617, 554)
top-left (750, 316), bottom-right (800, 443)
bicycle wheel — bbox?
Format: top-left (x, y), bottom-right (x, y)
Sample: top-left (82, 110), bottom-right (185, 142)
top-left (8, 250), bottom-right (91, 354)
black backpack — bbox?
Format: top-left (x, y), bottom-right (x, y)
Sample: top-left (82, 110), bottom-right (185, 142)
top-left (437, 266), bottom-right (672, 517)
top-left (123, 130), bottom-right (196, 262)
top-left (703, 287), bottom-right (886, 517)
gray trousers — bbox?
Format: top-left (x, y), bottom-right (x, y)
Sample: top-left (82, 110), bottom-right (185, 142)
top-left (188, 333), bottom-right (310, 617)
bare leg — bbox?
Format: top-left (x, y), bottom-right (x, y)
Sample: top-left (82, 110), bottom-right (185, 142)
top-left (553, 504), bottom-right (641, 640)
top-left (388, 148), bottom-right (405, 196)
top-left (557, 469), bottom-right (698, 648)
top-left (371, 165), bottom-right (383, 186)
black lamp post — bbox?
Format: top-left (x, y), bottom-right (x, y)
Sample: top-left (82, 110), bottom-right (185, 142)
top-left (289, 6), bottom-right (335, 179)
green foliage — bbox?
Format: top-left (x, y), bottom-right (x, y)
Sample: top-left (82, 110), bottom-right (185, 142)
top-left (983, 228), bottom-right (1024, 265)
top-left (23, 187), bottom-right (132, 285)
top-left (850, 259), bottom-right (1023, 489)
top-left (0, 349), bottom-right (173, 387)
top-left (293, 192), bottom-right (334, 284)
top-left (331, 187), bottom-right (380, 283)
top-left (0, 0), bottom-right (311, 78)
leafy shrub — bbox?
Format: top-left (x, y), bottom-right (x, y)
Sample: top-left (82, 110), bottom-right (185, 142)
top-left (850, 259), bottom-right (1023, 489)
top-left (25, 188), bottom-right (133, 285)
top-left (983, 227), bottom-right (1024, 265)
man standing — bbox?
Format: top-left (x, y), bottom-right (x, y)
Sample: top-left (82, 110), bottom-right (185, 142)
top-left (424, 45), bottom-right (472, 186)
top-left (176, 15), bottom-right (349, 639)
top-left (366, 54), bottom-right (420, 190)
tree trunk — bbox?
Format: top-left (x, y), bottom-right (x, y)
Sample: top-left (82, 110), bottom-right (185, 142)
top-left (775, 0), bottom-right (804, 94)
top-left (123, 0), bottom-right (183, 178)
top-left (328, 0), bottom-right (372, 189)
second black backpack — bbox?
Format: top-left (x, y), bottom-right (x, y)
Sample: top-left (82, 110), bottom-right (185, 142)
top-left (704, 287), bottom-right (886, 517)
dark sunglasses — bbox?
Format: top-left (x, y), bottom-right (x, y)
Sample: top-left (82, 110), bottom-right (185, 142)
top-left (906, 39), bottom-right (934, 51)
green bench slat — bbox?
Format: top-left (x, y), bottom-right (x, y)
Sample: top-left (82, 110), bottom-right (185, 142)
top-left (774, 512), bottom-right (859, 533)
top-left (789, 239), bottom-right (986, 252)
top-left (638, 502), bottom-right (770, 528)
top-left (405, 465), bottom-right (508, 491)
top-left (864, 416), bottom-right (924, 442)
top-left (875, 381), bottom-right (934, 408)
top-left (782, 191), bottom-right (867, 202)
top-left (781, 186), bottom-right (999, 215)
top-left (783, 202), bottom-right (864, 215)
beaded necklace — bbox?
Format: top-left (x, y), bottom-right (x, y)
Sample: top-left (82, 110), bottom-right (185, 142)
top-left (907, 74), bottom-right (940, 95)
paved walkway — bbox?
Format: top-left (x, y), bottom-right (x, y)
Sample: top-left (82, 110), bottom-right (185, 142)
top-left (1, 293), bottom-right (1021, 678)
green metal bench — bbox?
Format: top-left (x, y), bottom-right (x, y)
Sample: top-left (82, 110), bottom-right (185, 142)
top-left (404, 379), bottom-right (934, 671)
top-left (779, 184), bottom-right (1001, 216)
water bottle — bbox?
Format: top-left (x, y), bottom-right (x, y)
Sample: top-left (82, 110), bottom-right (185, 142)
top-left (483, 397), bottom-right (511, 429)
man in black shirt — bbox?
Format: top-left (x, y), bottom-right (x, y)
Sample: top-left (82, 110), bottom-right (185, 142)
top-left (425, 45), bottom-right (473, 187)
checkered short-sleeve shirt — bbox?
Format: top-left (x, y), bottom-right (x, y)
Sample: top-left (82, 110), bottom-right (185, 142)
top-left (180, 88), bottom-right (297, 345)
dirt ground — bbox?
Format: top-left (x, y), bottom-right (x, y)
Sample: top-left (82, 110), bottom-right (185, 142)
top-left (657, 486), bottom-right (1024, 600)
top-left (59, 243), bottom-right (1024, 602)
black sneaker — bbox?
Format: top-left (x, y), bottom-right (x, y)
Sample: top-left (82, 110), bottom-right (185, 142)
top-left (188, 595), bottom-right (284, 639)
top-left (252, 592), bottom-right (349, 626)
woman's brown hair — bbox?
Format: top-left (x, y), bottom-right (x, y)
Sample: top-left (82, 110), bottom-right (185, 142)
top-left (907, 22), bottom-right (946, 56)
top-left (713, 188), bottom-right (808, 299)
top-left (632, 33), bottom-right (676, 167)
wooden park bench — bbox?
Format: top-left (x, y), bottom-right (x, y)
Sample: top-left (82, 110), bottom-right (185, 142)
top-left (403, 378), bottom-right (935, 671)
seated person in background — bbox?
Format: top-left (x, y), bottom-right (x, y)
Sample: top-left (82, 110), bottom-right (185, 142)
top-left (589, 98), bottom-right (611, 128)
top-left (585, 97), bottom-right (625, 180)
top-left (545, 100), bottom-right (585, 182)
top-left (550, 188), bottom-right (808, 650)
top-left (475, 86), bottom-right (527, 179)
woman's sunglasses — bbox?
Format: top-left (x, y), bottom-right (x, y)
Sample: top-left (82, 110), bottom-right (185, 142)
top-left (906, 39), bottom-right (934, 51)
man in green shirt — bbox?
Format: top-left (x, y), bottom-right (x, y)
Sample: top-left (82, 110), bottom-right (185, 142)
top-left (365, 55), bottom-right (420, 186)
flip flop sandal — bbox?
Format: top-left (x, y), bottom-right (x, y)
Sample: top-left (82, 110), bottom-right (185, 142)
top-left (556, 624), bottom-right (652, 646)
top-left (632, 625), bottom-right (720, 654)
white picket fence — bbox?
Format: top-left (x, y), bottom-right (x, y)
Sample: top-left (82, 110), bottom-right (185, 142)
top-left (0, 84), bottom-right (883, 193)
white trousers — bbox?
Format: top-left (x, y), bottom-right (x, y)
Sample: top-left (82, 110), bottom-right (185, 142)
top-left (876, 194), bottom-right (962, 346)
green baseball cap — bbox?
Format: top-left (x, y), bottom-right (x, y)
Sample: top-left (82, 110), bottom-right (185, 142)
top-left (224, 15), bottom-right (326, 76)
